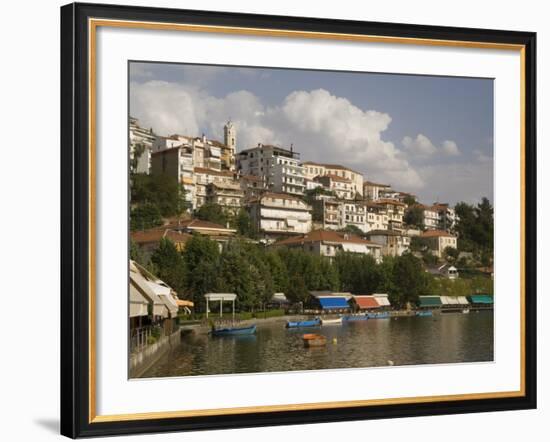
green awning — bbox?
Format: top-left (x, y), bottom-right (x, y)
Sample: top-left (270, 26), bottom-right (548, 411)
top-left (418, 296), bottom-right (442, 307)
top-left (469, 295), bottom-right (494, 304)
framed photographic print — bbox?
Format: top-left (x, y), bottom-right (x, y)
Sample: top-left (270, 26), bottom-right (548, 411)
top-left (60, 2), bottom-right (537, 438)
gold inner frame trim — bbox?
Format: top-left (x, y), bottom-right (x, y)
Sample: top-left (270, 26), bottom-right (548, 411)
top-left (88, 18), bottom-right (527, 424)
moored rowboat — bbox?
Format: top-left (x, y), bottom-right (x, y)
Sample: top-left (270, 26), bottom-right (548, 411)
top-left (211, 324), bottom-right (257, 336)
top-left (302, 333), bottom-right (327, 347)
top-left (286, 318), bottom-right (321, 328)
top-left (321, 317), bottom-right (342, 326)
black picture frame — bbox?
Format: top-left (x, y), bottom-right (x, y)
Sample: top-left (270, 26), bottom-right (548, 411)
top-left (60, 2), bottom-right (537, 438)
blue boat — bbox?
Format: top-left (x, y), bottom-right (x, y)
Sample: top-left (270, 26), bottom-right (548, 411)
top-left (343, 314), bottom-right (369, 322)
top-left (286, 318), bottom-right (321, 328)
top-left (415, 310), bottom-right (433, 317)
top-left (211, 324), bottom-right (257, 336)
top-left (366, 311), bottom-right (390, 319)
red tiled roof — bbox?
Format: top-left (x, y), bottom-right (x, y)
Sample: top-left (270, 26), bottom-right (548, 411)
top-left (354, 296), bottom-right (380, 309)
top-left (274, 230), bottom-right (380, 247)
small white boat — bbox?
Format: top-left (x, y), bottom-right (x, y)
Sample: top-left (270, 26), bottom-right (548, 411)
top-left (321, 317), bottom-right (342, 326)
top-left (462, 309), bottom-right (470, 314)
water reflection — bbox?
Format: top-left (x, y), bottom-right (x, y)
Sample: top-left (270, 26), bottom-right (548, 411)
top-left (141, 311), bottom-right (493, 378)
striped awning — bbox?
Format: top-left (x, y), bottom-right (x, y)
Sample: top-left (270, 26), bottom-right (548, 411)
top-left (418, 296), bottom-right (442, 307)
top-left (469, 295), bottom-right (494, 304)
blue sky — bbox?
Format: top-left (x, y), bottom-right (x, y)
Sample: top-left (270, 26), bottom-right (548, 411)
top-left (130, 62), bottom-right (493, 205)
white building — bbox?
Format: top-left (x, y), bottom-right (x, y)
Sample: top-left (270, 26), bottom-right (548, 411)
top-left (273, 229), bottom-right (382, 262)
top-left (150, 144), bottom-right (194, 208)
top-left (416, 204), bottom-right (440, 230)
top-left (237, 144), bottom-right (306, 195)
top-left (366, 229), bottom-right (411, 257)
top-left (248, 192), bottom-right (312, 236)
top-left (420, 230), bottom-right (458, 258)
top-left (314, 174), bottom-right (354, 200)
top-left (302, 162), bottom-right (364, 197)
top-left (432, 203), bottom-right (459, 232)
top-left (129, 117), bottom-right (155, 174)
top-left (363, 181), bottom-right (391, 201)
top-left (193, 167), bottom-right (239, 210)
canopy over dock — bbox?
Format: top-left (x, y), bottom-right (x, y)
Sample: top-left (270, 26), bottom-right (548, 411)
top-left (204, 293), bottom-right (237, 318)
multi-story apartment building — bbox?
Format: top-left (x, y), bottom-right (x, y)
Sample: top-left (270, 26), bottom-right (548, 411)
top-left (273, 230), bottom-right (382, 262)
top-left (363, 181), bottom-right (391, 201)
top-left (238, 174), bottom-right (266, 202)
top-left (193, 167), bottom-right (238, 210)
top-left (153, 120), bottom-right (236, 171)
top-left (342, 201), bottom-right (367, 232)
top-left (314, 174), bottom-right (354, 200)
top-left (248, 192), bottom-right (312, 237)
top-left (368, 199), bottom-right (406, 231)
top-left (365, 202), bottom-right (390, 232)
top-left (420, 230), bottom-right (458, 258)
top-left (150, 144), bottom-right (195, 209)
top-left (206, 182), bottom-right (244, 215)
top-left (236, 144), bottom-right (306, 195)
top-left (302, 161), bottom-right (364, 197)
top-left (432, 203), bottom-right (458, 232)
top-left (129, 117), bottom-right (155, 174)
top-left (415, 204), bottom-right (439, 230)
top-left (366, 229), bottom-right (411, 257)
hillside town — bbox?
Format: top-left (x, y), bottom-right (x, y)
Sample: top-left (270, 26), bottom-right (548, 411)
top-left (129, 116), bottom-right (494, 377)
top-left (130, 117), bottom-right (461, 259)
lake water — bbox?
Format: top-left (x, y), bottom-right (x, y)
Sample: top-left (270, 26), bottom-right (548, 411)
top-left (140, 311), bottom-right (494, 378)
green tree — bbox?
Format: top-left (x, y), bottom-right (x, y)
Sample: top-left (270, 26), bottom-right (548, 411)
top-left (234, 208), bottom-right (256, 238)
top-left (391, 253), bottom-right (430, 307)
top-left (286, 274), bottom-right (309, 305)
top-left (130, 203), bottom-right (163, 231)
top-left (443, 246), bottom-right (459, 263)
top-left (150, 238), bottom-right (187, 295)
top-left (403, 194), bottom-right (417, 206)
top-left (181, 234), bottom-right (220, 307)
top-left (131, 173), bottom-right (187, 218)
top-left (338, 225), bottom-right (364, 236)
top-left (404, 205), bottom-right (424, 229)
top-left (195, 203), bottom-right (228, 226)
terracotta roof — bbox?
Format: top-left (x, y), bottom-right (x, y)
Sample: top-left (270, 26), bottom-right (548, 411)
top-left (420, 230), bottom-right (456, 238)
top-left (131, 228), bottom-right (192, 244)
top-left (353, 296), bottom-right (380, 309)
top-left (274, 230), bottom-right (381, 247)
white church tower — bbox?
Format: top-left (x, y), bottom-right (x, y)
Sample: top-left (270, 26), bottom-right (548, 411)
top-left (224, 120), bottom-right (237, 153)
top-left (223, 120), bottom-right (237, 170)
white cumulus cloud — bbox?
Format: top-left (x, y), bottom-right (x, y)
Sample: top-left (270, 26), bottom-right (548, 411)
top-left (130, 83), bottom-right (425, 190)
top-left (442, 140), bottom-right (460, 156)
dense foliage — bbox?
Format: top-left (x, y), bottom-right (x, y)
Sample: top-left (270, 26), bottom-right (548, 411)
top-left (130, 173), bottom-right (189, 230)
top-left (454, 197), bottom-right (494, 265)
top-left (132, 234), bottom-right (492, 312)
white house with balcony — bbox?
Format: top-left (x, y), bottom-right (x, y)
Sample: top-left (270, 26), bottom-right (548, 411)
top-left (236, 144), bottom-right (306, 195)
top-left (248, 192), bottom-right (312, 237)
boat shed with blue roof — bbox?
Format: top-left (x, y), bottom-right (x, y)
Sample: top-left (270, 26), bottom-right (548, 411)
top-left (309, 291), bottom-right (352, 312)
